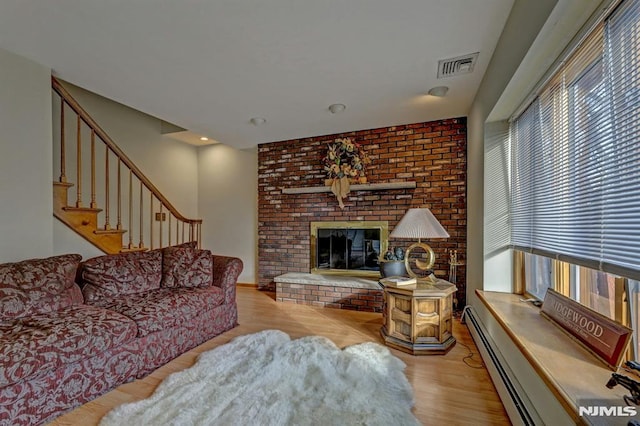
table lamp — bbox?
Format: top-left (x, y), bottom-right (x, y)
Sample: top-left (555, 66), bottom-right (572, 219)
top-left (390, 208), bottom-right (449, 281)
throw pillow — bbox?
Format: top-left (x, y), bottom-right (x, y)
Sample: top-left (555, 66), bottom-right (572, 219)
top-left (81, 250), bottom-right (162, 301)
top-left (0, 254), bottom-right (82, 320)
top-left (155, 241), bottom-right (198, 256)
top-left (170, 241), bottom-right (198, 250)
top-left (161, 247), bottom-right (213, 288)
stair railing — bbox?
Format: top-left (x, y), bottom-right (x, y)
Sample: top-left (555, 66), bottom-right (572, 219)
top-left (52, 76), bottom-right (202, 251)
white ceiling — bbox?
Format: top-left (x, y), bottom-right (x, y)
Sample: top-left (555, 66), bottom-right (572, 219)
top-left (0, 0), bottom-right (514, 149)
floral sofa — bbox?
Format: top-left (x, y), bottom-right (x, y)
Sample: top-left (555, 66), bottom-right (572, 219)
top-left (0, 243), bottom-right (243, 425)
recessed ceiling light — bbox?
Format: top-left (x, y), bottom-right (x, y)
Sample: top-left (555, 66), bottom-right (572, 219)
top-left (250, 117), bottom-right (266, 126)
top-left (200, 137), bottom-right (209, 141)
top-left (328, 104), bottom-right (346, 114)
top-left (427, 86), bottom-right (449, 97)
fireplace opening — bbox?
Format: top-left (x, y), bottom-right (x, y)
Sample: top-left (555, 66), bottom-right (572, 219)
top-left (310, 221), bottom-right (388, 278)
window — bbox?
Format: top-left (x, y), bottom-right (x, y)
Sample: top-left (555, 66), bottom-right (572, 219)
top-left (628, 280), bottom-right (640, 358)
top-left (521, 253), bottom-right (622, 321)
top-left (520, 254), bottom-right (633, 359)
top-left (523, 253), bottom-right (552, 300)
top-left (571, 266), bottom-right (623, 320)
top-left (511, 0), bottom-right (640, 358)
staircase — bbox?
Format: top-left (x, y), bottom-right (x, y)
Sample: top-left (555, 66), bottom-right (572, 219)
top-left (51, 77), bottom-right (201, 254)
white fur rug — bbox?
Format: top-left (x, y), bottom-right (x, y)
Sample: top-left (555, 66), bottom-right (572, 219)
top-left (100, 330), bottom-right (419, 426)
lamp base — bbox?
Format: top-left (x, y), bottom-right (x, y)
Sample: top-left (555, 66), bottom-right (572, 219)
top-left (404, 242), bottom-right (436, 278)
top-left (423, 271), bottom-right (438, 283)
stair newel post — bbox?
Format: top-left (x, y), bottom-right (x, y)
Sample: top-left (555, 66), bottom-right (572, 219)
top-left (116, 160), bottom-right (122, 230)
top-left (139, 181), bottom-right (144, 249)
top-left (128, 170), bottom-right (133, 249)
top-left (104, 146), bottom-right (111, 230)
top-left (59, 98), bottom-right (67, 183)
top-left (75, 116), bottom-right (82, 208)
top-left (90, 130), bottom-right (97, 209)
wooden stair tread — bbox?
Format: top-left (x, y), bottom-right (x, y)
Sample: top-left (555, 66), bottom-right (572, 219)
top-left (94, 228), bottom-right (127, 235)
top-left (62, 206), bottom-right (103, 213)
top-left (120, 247), bottom-right (148, 253)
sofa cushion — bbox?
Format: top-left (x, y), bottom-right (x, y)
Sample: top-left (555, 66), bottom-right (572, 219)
top-left (0, 254), bottom-right (82, 320)
top-left (92, 287), bottom-right (224, 337)
top-left (0, 305), bottom-right (137, 387)
top-left (162, 247), bottom-right (213, 288)
top-left (82, 250), bottom-right (162, 302)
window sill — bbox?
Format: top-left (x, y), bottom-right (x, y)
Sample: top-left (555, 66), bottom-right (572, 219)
top-left (476, 290), bottom-right (630, 423)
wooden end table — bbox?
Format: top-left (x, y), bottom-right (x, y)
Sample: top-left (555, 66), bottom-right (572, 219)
top-left (380, 277), bottom-right (456, 355)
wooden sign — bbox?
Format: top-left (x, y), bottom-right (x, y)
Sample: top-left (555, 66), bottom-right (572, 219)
top-left (541, 289), bottom-right (632, 369)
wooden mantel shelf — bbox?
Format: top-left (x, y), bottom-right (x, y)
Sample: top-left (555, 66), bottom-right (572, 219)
top-left (282, 181), bottom-right (416, 194)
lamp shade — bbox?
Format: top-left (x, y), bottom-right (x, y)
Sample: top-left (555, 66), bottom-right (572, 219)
top-left (390, 208), bottom-right (449, 239)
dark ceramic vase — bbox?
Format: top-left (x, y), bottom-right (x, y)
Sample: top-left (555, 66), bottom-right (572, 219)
top-left (380, 260), bottom-right (407, 277)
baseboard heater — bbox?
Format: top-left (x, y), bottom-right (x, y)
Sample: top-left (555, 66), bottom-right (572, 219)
top-left (462, 306), bottom-right (539, 426)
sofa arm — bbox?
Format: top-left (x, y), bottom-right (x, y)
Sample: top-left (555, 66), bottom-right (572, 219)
top-left (212, 255), bottom-right (243, 304)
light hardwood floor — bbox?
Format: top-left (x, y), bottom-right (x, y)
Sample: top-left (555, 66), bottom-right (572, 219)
top-left (50, 287), bottom-right (510, 425)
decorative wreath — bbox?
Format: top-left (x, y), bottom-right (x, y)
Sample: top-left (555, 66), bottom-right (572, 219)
top-left (322, 137), bottom-right (371, 179)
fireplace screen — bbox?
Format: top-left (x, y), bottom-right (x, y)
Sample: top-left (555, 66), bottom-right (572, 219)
top-left (310, 221), bottom-right (388, 277)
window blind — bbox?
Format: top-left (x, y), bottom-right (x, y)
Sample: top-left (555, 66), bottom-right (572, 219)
top-left (510, 0), bottom-right (640, 280)
top-left (484, 122), bottom-right (511, 257)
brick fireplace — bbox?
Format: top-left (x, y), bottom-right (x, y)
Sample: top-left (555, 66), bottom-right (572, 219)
top-left (258, 118), bottom-right (467, 307)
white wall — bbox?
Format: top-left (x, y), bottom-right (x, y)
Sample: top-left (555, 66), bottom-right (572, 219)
top-left (198, 144), bottom-right (257, 284)
top-left (47, 80), bottom-right (258, 274)
top-left (0, 48), bottom-right (54, 262)
top-left (52, 81), bottom-right (200, 257)
top-left (0, 62), bottom-right (259, 271)
top-left (57, 81), bottom-right (199, 217)
top-left (52, 220), bottom-right (104, 259)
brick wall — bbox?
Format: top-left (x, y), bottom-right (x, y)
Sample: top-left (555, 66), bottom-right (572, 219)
top-left (258, 118), bottom-right (467, 306)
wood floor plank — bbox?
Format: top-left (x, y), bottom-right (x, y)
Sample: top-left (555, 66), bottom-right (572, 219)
top-left (49, 288), bottom-right (510, 425)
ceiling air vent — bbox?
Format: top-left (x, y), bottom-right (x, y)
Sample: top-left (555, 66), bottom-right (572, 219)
top-left (437, 52), bottom-right (479, 78)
